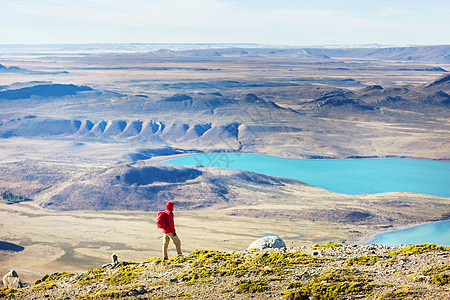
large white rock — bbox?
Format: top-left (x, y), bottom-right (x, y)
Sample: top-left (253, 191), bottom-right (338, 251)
top-left (3, 269), bottom-right (22, 289)
top-left (247, 236), bottom-right (286, 251)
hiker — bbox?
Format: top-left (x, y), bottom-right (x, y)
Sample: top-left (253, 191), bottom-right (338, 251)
top-left (157, 201), bottom-right (182, 260)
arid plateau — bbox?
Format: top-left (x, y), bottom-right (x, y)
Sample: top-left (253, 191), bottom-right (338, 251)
top-left (0, 44), bottom-right (449, 287)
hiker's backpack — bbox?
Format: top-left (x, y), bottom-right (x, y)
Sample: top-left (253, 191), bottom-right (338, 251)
top-left (157, 211), bottom-right (168, 229)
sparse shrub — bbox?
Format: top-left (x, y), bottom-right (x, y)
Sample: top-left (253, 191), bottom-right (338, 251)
top-left (31, 282), bottom-right (56, 291)
top-left (78, 267), bottom-right (106, 285)
top-left (219, 287), bottom-right (233, 293)
top-left (165, 254), bottom-right (185, 265)
top-left (311, 243), bottom-right (343, 250)
top-left (77, 288), bottom-right (129, 299)
top-left (235, 278), bottom-right (270, 293)
top-left (389, 244), bottom-right (447, 256)
top-left (35, 272), bottom-right (76, 284)
top-left (1, 191), bottom-right (31, 204)
top-left (346, 255), bottom-right (383, 266)
top-left (177, 267), bottom-right (216, 284)
top-left (375, 259), bottom-right (397, 265)
top-left (303, 268), bottom-right (374, 300)
top-left (188, 250), bottom-right (232, 267)
top-left (218, 251), bottom-right (326, 277)
top-left (108, 265), bottom-right (145, 285)
top-left (422, 266), bottom-right (440, 276)
top-left (144, 257), bottom-right (163, 264)
top-left (378, 286), bottom-right (423, 299)
top-left (175, 292), bottom-right (192, 298)
top-left (429, 274), bottom-right (449, 286)
top-left (282, 288), bottom-right (310, 300)
top-left (0, 288), bottom-right (19, 298)
top-left (287, 282), bottom-right (303, 289)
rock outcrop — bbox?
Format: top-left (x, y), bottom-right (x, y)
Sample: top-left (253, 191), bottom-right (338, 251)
top-left (2, 269), bottom-right (22, 289)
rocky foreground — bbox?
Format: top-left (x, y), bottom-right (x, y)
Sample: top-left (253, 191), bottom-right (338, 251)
top-left (1, 243), bottom-right (449, 299)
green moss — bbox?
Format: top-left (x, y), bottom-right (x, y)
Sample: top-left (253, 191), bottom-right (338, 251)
top-left (31, 282), bottom-right (57, 291)
top-left (163, 254), bottom-right (186, 267)
top-left (378, 287), bottom-right (423, 299)
top-left (429, 274), bottom-right (449, 286)
top-left (188, 250), bottom-right (232, 267)
top-left (287, 282), bottom-right (303, 289)
top-left (35, 272), bottom-right (76, 284)
top-left (346, 255), bottom-right (383, 266)
top-left (0, 288), bottom-right (19, 298)
top-left (177, 267), bottom-right (217, 284)
top-left (282, 288), bottom-right (310, 300)
top-left (422, 266), bottom-right (441, 276)
top-left (235, 279), bottom-right (270, 293)
top-left (221, 251), bottom-right (327, 277)
top-left (311, 243), bottom-right (343, 250)
top-left (144, 257), bottom-right (163, 264)
top-left (285, 268), bottom-right (374, 300)
top-left (407, 273), bottom-right (420, 280)
top-left (389, 244), bottom-right (448, 256)
top-left (78, 267), bottom-right (106, 285)
top-left (310, 268), bottom-right (373, 299)
top-left (108, 266), bottom-right (145, 285)
top-left (219, 287), bottom-right (233, 293)
top-left (375, 259), bottom-right (398, 265)
top-left (175, 292), bottom-right (192, 298)
top-left (152, 292), bottom-right (193, 299)
top-left (77, 289), bottom-right (129, 299)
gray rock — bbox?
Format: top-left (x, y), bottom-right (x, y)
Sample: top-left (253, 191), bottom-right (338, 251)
top-left (3, 269), bottom-right (22, 289)
top-left (247, 236), bottom-right (286, 251)
top-left (111, 253), bottom-right (118, 265)
top-left (136, 286), bottom-right (147, 294)
top-left (128, 289), bottom-right (140, 296)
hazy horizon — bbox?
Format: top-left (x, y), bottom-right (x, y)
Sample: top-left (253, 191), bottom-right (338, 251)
top-left (1, 0), bottom-right (449, 46)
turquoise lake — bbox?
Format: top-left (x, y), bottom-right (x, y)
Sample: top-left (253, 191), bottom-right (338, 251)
top-left (165, 154), bottom-right (450, 197)
top-left (369, 221), bottom-right (450, 246)
top-left (165, 154), bottom-right (450, 245)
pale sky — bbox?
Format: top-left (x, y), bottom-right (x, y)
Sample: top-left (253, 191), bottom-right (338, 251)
top-left (1, 0), bottom-right (449, 46)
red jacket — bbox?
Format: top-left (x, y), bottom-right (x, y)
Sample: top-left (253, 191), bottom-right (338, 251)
top-left (163, 202), bottom-right (176, 234)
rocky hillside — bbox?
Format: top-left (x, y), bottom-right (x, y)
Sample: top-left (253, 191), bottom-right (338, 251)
top-left (32, 162), bottom-right (302, 211)
top-left (1, 243), bottom-right (449, 299)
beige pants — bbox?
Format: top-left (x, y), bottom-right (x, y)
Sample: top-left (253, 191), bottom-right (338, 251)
top-left (163, 232), bottom-right (182, 259)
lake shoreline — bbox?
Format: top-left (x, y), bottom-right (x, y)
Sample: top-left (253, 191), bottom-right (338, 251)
top-left (353, 220), bottom-right (450, 245)
top-left (155, 152), bottom-right (450, 163)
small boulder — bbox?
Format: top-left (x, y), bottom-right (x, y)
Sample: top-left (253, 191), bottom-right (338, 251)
top-left (111, 253), bottom-right (118, 265)
top-left (3, 269), bottom-right (22, 289)
top-left (247, 236), bottom-right (286, 251)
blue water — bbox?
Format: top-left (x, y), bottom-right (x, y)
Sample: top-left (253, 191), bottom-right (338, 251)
top-left (369, 221), bottom-right (450, 246)
top-left (261, 233), bottom-right (279, 237)
top-left (165, 154), bottom-right (450, 197)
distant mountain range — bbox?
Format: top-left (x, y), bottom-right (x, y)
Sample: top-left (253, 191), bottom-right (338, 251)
top-left (145, 45), bottom-right (450, 62)
top-left (0, 44), bottom-right (448, 62)
top-left (0, 63), bottom-right (68, 75)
